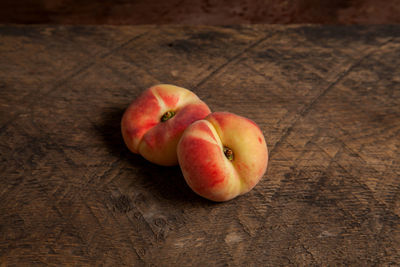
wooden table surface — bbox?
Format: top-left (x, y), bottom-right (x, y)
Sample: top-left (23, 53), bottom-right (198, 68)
top-left (1, 25), bottom-right (399, 266)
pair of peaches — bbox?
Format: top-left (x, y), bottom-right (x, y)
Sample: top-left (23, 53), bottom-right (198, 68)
top-left (121, 84), bottom-right (268, 202)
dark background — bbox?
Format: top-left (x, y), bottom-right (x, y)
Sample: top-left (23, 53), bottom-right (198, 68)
top-left (1, 0), bottom-right (399, 25)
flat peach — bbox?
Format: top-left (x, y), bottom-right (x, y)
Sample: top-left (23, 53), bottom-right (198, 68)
top-left (177, 112), bottom-right (268, 201)
top-left (121, 84), bottom-right (211, 166)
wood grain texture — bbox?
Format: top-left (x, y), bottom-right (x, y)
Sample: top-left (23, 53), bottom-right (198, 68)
top-left (0, 25), bottom-right (399, 266)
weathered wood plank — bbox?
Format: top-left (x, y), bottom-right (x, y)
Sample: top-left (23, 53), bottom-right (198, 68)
top-left (0, 25), bottom-right (399, 266)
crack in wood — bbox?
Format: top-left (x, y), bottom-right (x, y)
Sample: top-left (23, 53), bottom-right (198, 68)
top-left (195, 31), bottom-right (276, 89)
top-left (269, 38), bottom-right (395, 158)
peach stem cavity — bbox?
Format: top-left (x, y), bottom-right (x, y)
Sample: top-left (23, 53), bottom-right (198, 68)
top-left (161, 111), bottom-right (176, 122)
top-left (223, 146), bottom-right (234, 161)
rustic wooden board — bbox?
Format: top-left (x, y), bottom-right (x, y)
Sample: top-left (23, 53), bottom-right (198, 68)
top-left (0, 25), bottom-right (399, 266)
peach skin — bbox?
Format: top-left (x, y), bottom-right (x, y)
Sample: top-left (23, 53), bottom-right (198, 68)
top-left (177, 112), bottom-right (268, 201)
top-left (121, 84), bottom-right (211, 166)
